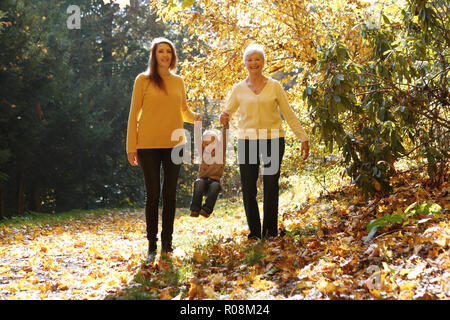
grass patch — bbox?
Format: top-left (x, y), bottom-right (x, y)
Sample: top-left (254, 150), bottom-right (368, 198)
top-left (0, 208), bottom-right (120, 227)
top-left (245, 243), bottom-right (266, 266)
top-left (286, 224), bottom-right (321, 238)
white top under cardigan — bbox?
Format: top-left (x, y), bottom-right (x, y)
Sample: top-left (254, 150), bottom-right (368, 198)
top-left (224, 77), bottom-right (309, 142)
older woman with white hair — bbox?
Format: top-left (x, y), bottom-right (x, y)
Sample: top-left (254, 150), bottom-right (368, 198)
top-left (220, 44), bottom-right (310, 240)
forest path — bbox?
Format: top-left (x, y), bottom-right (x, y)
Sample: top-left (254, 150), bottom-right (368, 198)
top-left (1, 170), bottom-right (449, 300)
top-left (0, 202), bottom-right (248, 300)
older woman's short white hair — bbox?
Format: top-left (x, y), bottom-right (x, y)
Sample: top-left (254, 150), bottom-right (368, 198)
top-left (243, 44), bottom-right (265, 63)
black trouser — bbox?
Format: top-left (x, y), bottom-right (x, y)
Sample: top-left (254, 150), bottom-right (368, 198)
top-left (137, 148), bottom-right (181, 250)
top-left (190, 178), bottom-right (221, 214)
top-left (237, 138), bottom-right (285, 239)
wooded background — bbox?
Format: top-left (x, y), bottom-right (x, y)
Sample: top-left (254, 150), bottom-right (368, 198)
top-left (0, 0), bottom-right (448, 218)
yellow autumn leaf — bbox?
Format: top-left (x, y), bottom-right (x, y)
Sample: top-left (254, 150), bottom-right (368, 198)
top-left (252, 278), bottom-right (275, 291)
top-left (369, 288), bottom-right (381, 299)
top-left (399, 282), bottom-right (416, 291)
top-left (297, 281), bottom-right (313, 290)
top-left (193, 250), bottom-right (206, 264)
top-left (160, 288), bottom-right (173, 300)
top-left (316, 279), bottom-right (336, 293)
top-left (188, 281), bottom-right (200, 300)
top-left (203, 286), bottom-right (217, 299)
top-left (208, 273), bottom-right (225, 286)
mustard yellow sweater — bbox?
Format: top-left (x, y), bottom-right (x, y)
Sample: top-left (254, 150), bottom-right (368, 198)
top-left (224, 78), bottom-right (309, 142)
top-left (126, 73), bottom-right (195, 153)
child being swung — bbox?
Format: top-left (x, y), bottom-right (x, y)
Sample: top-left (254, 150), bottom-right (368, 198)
top-left (190, 122), bottom-right (228, 218)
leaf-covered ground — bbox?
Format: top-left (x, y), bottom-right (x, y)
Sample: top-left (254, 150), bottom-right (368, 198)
top-left (0, 167), bottom-right (448, 300)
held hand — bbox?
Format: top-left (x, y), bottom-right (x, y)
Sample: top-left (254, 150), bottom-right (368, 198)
top-left (219, 112), bottom-right (229, 127)
top-left (127, 152), bottom-right (138, 166)
top-left (301, 141), bottom-right (309, 160)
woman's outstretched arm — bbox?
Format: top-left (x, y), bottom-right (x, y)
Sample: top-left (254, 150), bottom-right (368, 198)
top-left (126, 74), bottom-right (145, 165)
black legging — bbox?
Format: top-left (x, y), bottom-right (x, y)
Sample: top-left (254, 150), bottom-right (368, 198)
top-left (137, 148), bottom-right (181, 250)
top-left (238, 138), bottom-right (285, 239)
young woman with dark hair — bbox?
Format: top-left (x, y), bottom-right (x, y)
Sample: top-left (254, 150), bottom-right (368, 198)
top-left (126, 38), bottom-right (201, 258)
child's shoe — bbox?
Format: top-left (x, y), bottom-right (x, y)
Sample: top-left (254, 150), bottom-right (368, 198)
top-left (199, 209), bottom-right (211, 218)
top-left (190, 210), bottom-right (200, 217)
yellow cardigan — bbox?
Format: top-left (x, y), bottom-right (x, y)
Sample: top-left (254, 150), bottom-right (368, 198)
top-left (224, 77), bottom-right (309, 142)
top-left (126, 73), bottom-right (195, 153)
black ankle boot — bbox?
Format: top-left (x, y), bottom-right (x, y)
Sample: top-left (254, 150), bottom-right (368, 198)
top-left (161, 243), bottom-right (173, 254)
top-left (147, 242), bottom-right (157, 259)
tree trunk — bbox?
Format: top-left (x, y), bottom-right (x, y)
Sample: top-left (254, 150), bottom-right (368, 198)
top-left (0, 183), bottom-right (3, 219)
top-left (101, 3), bottom-right (114, 82)
top-left (32, 182), bottom-right (41, 213)
top-left (17, 169), bottom-right (25, 215)
top-left (130, 0), bottom-right (139, 8)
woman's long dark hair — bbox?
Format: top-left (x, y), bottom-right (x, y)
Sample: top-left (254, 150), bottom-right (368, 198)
top-left (145, 37), bottom-right (177, 93)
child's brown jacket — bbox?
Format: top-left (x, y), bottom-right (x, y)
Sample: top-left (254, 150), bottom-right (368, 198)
top-left (197, 127), bottom-right (227, 182)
